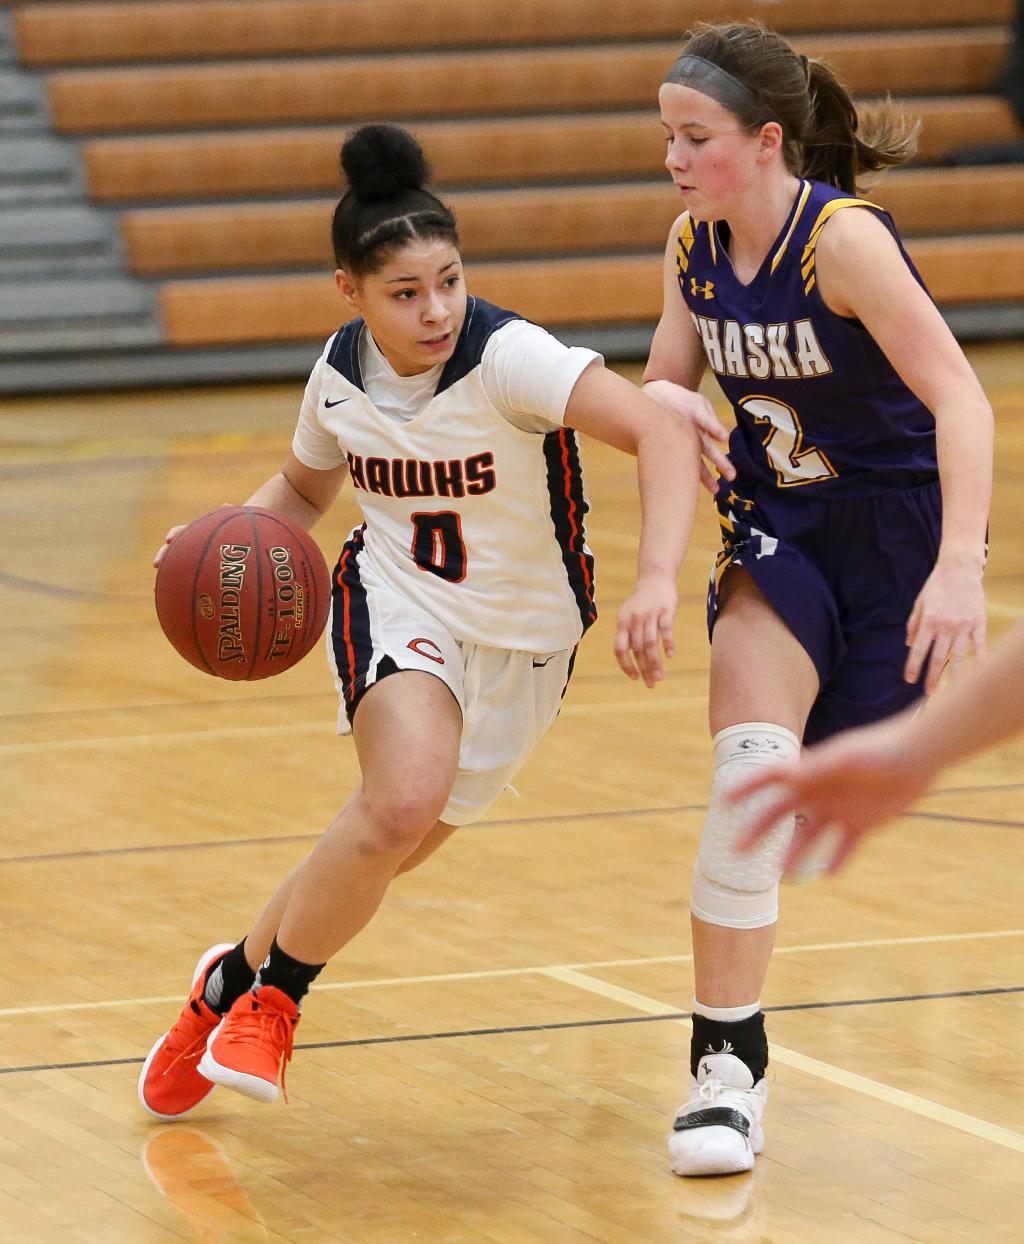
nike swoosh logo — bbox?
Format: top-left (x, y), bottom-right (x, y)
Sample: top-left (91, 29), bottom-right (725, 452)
top-left (324, 397), bottom-right (351, 408)
top-left (532, 655), bottom-right (556, 668)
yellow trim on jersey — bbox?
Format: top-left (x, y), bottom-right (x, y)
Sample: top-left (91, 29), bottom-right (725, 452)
top-left (708, 222), bottom-right (718, 266)
top-left (676, 213), bottom-right (697, 276)
top-left (713, 549), bottom-right (737, 593)
top-left (769, 180), bottom-right (813, 274)
top-left (799, 196), bottom-right (882, 298)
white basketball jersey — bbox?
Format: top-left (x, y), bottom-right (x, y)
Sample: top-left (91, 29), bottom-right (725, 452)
top-left (292, 298), bottom-right (599, 651)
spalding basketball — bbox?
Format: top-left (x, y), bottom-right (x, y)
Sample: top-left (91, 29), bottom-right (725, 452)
top-left (155, 506), bottom-right (331, 680)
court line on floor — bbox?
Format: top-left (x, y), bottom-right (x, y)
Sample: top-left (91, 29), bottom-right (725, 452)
top-left (6, 802), bottom-right (1024, 868)
top-left (904, 811), bottom-right (1024, 830)
top-left (544, 967), bottom-right (1024, 1157)
top-left (0, 804), bottom-right (706, 864)
top-left (0, 695), bottom-right (708, 757)
top-left (2, 928), bottom-right (1020, 1019)
top-left (3, 982), bottom-right (1023, 1079)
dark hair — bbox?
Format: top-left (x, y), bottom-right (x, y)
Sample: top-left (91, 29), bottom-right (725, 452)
top-left (677, 22), bottom-right (918, 193)
top-left (331, 124), bottom-right (459, 275)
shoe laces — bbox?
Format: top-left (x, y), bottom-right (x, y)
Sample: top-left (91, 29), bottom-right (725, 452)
top-left (697, 1075), bottom-right (725, 1103)
top-left (694, 1074), bottom-right (757, 1122)
top-left (163, 1003), bottom-right (216, 1076)
top-left (226, 997), bottom-right (296, 1104)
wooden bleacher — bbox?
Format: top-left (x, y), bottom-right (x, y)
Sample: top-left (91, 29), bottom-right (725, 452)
top-left (10, 0), bottom-right (1015, 64)
top-left (5, 0), bottom-right (1024, 368)
top-left (82, 101), bottom-right (1023, 203)
top-left (121, 168), bottom-right (1024, 278)
top-left (43, 32), bottom-right (1009, 134)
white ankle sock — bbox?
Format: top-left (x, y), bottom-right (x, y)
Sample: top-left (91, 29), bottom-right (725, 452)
top-left (692, 999), bottom-right (761, 1023)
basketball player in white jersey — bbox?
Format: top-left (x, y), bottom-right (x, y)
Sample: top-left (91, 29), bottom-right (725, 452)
top-left (138, 123), bottom-right (701, 1120)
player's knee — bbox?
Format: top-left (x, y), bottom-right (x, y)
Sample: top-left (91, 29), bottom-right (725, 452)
top-left (689, 723), bottom-right (799, 930)
top-left (356, 785), bottom-right (451, 856)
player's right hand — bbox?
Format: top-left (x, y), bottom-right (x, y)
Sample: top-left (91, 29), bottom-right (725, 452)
top-left (153, 525), bottom-right (187, 569)
top-left (642, 379), bottom-right (735, 494)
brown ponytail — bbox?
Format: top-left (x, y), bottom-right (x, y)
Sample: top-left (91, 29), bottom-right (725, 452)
top-left (802, 58), bottom-right (919, 192)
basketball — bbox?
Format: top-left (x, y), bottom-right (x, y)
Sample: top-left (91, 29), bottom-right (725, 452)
top-left (155, 506), bottom-right (331, 680)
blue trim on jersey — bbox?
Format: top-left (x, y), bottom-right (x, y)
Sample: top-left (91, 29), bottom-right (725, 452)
top-left (543, 428), bottom-right (597, 633)
top-left (323, 297), bottom-right (520, 396)
top-left (331, 525), bottom-right (373, 718)
top-left (325, 320), bottom-right (365, 390)
top-left (435, 296), bottom-right (522, 395)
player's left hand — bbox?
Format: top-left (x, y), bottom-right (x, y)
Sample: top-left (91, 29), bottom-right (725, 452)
top-left (728, 715), bottom-right (932, 875)
top-left (614, 573), bottom-right (678, 688)
top-left (904, 560), bottom-right (986, 695)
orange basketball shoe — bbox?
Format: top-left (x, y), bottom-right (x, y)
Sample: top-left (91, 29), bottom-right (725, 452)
top-left (138, 943), bottom-right (235, 1121)
top-left (198, 985), bottom-right (299, 1104)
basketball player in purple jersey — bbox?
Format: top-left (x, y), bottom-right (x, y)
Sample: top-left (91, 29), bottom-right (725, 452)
top-left (642, 22), bottom-right (993, 1176)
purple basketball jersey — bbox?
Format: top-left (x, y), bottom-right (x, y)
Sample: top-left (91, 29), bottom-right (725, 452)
top-left (678, 179), bottom-right (938, 498)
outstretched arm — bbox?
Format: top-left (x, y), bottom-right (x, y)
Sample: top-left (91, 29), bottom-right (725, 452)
top-left (643, 212), bottom-right (735, 495)
top-left (730, 619), bottom-right (1024, 874)
top-left (565, 361), bottom-right (701, 689)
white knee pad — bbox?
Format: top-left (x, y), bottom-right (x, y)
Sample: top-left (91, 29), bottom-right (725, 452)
top-left (690, 723), bottom-right (799, 930)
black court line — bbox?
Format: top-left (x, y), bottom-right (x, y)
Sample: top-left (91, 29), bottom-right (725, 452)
top-left (931, 780), bottom-right (1024, 797)
top-left (2, 983), bottom-right (1021, 1077)
top-left (6, 802), bottom-right (1024, 867)
top-left (0, 805), bottom-right (707, 865)
top-left (904, 811), bottom-right (1024, 830)
top-left (0, 569), bottom-right (144, 603)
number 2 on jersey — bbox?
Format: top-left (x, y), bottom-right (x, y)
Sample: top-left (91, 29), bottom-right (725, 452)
top-left (740, 395), bottom-right (836, 487)
top-left (411, 511), bottom-right (467, 583)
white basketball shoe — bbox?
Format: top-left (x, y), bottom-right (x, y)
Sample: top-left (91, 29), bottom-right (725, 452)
top-left (668, 1048), bottom-right (767, 1176)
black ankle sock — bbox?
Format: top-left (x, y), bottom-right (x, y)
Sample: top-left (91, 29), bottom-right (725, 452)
top-left (254, 938), bottom-right (326, 1006)
top-left (202, 940), bottom-right (256, 1015)
top-left (690, 1010), bottom-right (768, 1082)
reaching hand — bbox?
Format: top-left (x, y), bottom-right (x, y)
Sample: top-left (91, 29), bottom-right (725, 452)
top-left (614, 573), bottom-right (678, 689)
top-left (725, 715), bottom-right (933, 875)
top-left (643, 379), bottom-right (736, 495)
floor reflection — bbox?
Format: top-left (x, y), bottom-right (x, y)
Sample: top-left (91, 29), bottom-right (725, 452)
top-left (141, 1126), bottom-right (270, 1242)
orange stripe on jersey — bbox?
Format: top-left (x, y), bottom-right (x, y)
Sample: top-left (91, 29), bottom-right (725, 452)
top-left (335, 543), bottom-right (357, 696)
top-left (560, 429), bottom-right (594, 604)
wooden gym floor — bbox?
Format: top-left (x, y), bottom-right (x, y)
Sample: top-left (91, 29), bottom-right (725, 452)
top-left (1, 345), bottom-right (1023, 1242)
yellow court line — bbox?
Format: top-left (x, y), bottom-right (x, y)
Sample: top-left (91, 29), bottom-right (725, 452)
top-left (0, 696), bottom-right (709, 756)
top-left (542, 967), bottom-right (1024, 1157)
top-left (2, 928), bottom-right (1021, 1019)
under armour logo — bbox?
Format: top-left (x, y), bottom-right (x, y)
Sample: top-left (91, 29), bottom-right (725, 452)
top-left (690, 278), bottom-right (715, 300)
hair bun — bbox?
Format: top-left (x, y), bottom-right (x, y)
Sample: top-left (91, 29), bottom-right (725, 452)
top-left (340, 124), bottom-right (431, 201)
